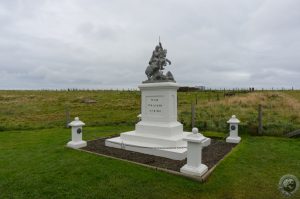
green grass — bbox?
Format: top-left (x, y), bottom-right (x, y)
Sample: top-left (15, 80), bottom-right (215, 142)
top-left (1, 90), bottom-right (299, 198)
top-left (202, 131), bottom-right (227, 139)
top-left (0, 127), bottom-right (299, 198)
top-left (1, 90), bottom-right (299, 136)
top-left (0, 90), bottom-right (141, 131)
top-left (178, 90), bottom-right (300, 136)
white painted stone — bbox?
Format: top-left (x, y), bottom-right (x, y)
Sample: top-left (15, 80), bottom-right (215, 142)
top-left (137, 114), bottom-right (142, 121)
top-left (105, 82), bottom-right (191, 160)
top-left (67, 117), bottom-right (87, 149)
top-left (226, 115), bottom-right (241, 143)
top-left (180, 128), bottom-right (211, 176)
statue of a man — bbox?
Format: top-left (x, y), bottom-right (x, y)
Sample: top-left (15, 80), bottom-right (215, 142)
top-left (144, 42), bottom-right (175, 82)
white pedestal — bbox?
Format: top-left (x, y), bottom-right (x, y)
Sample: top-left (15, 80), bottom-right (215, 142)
top-left (226, 115), bottom-right (241, 144)
top-left (67, 117), bottom-right (87, 149)
top-left (67, 140), bottom-right (87, 149)
top-left (226, 136), bottom-right (241, 143)
top-left (105, 82), bottom-right (191, 160)
top-left (180, 129), bottom-right (211, 176)
top-left (180, 164), bottom-right (208, 177)
top-left (226, 126), bottom-right (241, 143)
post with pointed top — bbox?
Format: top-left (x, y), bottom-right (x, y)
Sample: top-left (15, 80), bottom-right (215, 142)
top-left (226, 115), bottom-right (241, 143)
top-left (258, 104), bottom-right (263, 135)
top-left (191, 103), bottom-right (195, 128)
top-left (67, 117), bottom-right (87, 149)
top-left (180, 128), bottom-right (211, 177)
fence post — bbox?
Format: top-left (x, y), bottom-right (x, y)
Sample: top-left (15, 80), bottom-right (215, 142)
top-left (65, 107), bottom-right (70, 128)
top-left (258, 104), bottom-right (263, 135)
top-left (191, 103), bottom-right (195, 128)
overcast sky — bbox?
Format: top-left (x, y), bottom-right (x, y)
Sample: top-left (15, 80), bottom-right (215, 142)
top-left (0, 0), bottom-right (299, 89)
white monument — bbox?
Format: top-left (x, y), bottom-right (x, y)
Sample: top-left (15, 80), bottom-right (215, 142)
top-left (180, 128), bottom-right (211, 176)
top-left (67, 117), bottom-right (87, 149)
top-left (226, 115), bottom-right (241, 143)
top-left (105, 41), bottom-right (191, 160)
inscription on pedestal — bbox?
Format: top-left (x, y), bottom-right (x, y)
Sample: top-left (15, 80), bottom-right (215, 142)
top-left (146, 96), bottom-right (164, 116)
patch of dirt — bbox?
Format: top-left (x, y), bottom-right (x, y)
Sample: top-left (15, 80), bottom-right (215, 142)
top-left (81, 137), bottom-right (237, 172)
top-left (81, 98), bottom-right (97, 104)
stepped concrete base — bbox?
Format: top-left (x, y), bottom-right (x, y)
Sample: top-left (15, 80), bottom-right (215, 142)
top-left (226, 136), bottom-right (241, 143)
top-left (105, 82), bottom-right (190, 160)
top-left (135, 121), bottom-right (183, 137)
top-left (105, 131), bottom-right (191, 160)
top-left (180, 164), bottom-right (208, 177)
top-left (67, 141), bottom-right (87, 149)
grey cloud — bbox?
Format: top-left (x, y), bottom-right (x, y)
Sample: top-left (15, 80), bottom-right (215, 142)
top-left (0, 0), bottom-right (299, 89)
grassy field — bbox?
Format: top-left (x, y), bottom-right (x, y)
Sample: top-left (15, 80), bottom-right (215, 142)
top-left (1, 90), bottom-right (299, 198)
top-left (0, 127), bottom-right (299, 199)
top-left (0, 90), bottom-right (299, 136)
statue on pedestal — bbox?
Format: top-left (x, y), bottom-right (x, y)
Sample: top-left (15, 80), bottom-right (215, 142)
top-left (144, 41), bottom-right (175, 83)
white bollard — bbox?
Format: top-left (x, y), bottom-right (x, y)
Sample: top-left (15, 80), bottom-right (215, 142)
top-left (226, 115), bottom-right (241, 143)
top-left (180, 128), bottom-right (211, 177)
top-left (67, 117), bottom-right (87, 149)
top-left (137, 114), bottom-right (142, 121)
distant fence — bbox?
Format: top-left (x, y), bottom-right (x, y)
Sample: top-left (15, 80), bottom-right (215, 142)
top-left (177, 91), bottom-right (300, 137)
top-left (255, 103), bottom-right (299, 136)
top-left (1, 86), bottom-right (298, 92)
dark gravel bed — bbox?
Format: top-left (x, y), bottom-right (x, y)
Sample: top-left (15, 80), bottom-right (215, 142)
top-left (81, 137), bottom-right (237, 172)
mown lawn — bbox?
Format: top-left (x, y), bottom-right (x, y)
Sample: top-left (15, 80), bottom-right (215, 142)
top-left (0, 127), bottom-right (299, 199)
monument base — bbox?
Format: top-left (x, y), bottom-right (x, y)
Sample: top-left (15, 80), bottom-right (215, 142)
top-left (67, 141), bottom-right (87, 149)
top-left (180, 164), bottom-right (208, 177)
top-left (105, 82), bottom-right (190, 160)
top-left (105, 131), bottom-right (191, 160)
top-left (226, 136), bottom-right (241, 143)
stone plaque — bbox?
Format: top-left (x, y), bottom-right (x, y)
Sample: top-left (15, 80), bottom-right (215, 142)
top-left (145, 96), bottom-right (164, 116)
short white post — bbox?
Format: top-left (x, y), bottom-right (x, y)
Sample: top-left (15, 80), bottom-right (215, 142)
top-left (137, 114), bottom-right (142, 121)
top-left (226, 115), bottom-right (241, 143)
top-left (180, 128), bottom-right (211, 177)
top-left (67, 117), bottom-right (87, 149)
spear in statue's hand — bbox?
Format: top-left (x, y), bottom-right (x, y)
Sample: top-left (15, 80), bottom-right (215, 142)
top-left (159, 36), bottom-right (162, 49)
